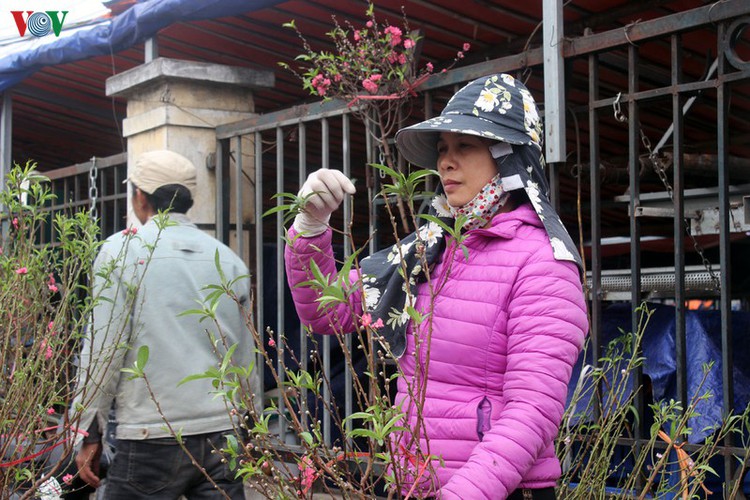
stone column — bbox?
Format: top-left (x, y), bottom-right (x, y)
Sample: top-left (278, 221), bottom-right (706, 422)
top-left (105, 58), bottom-right (273, 247)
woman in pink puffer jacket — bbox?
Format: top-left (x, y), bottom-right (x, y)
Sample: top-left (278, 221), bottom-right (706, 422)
top-left (285, 74), bottom-right (588, 499)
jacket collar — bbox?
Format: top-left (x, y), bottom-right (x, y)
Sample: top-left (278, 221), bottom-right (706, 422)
top-left (144, 212), bottom-right (195, 228)
top-left (470, 202), bottom-right (541, 240)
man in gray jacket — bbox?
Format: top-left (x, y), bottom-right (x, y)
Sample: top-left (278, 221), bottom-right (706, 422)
top-left (73, 150), bottom-right (259, 499)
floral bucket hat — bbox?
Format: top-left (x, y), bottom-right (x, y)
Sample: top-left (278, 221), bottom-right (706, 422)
top-left (394, 73), bottom-right (582, 269)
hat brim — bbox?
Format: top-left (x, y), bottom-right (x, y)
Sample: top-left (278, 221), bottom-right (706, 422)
top-left (395, 113), bottom-right (539, 169)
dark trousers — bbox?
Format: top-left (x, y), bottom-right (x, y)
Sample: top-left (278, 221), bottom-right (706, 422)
top-left (104, 431), bottom-right (244, 500)
top-left (507, 487), bottom-right (556, 499)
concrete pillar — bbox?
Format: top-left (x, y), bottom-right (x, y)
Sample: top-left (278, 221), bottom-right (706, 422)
top-left (105, 58), bottom-right (273, 237)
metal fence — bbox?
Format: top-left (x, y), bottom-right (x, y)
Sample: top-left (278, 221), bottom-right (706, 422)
top-left (28, 1), bottom-right (750, 494)
top-left (213, 1), bottom-right (750, 494)
top-left (37, 153), bottom-right (128, 244)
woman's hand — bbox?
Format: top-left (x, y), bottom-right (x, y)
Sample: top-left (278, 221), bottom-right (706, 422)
top-left (293, 168), bottom-right (356, 236)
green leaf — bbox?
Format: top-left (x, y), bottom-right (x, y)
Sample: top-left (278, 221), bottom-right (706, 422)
top-left (369, 162), bottom-right (401, 180)
top-left (214, 249), bottom-right (227, 284)
top-left (418, 214), bottom-right (454, 235)
top-left (299, 431), bottom-right (314, 446)
top-left (136, 345), bottom-right (149, 370)
top-left (220, 344), bottom-right (238, 372)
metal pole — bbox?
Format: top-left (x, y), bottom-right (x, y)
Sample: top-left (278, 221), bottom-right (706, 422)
top-left (542, 0), bottom-right (566, 163)
top-left (321, 118), bottom-right (331, 446)
top-left (342, 114), bottom-right (353, 438)
top-left (275, 126), bottom-right (287, 444)
top-left (0, 92), bottom-right (12, 240)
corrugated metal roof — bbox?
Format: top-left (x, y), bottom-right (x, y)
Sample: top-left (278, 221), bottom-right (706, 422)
top-left (4, 0), bottom-right (749, 184)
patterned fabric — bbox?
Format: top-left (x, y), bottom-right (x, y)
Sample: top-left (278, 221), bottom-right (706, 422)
top-left (395, 73), bottom-right (582, 269)
top-left (358, 206), bottom-right (450, 358)
top-left (442, 173), bottom-right (510, 231)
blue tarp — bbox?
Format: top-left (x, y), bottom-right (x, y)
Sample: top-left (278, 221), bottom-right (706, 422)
top-left (0, 0), bottom-right (284, 92)
top-left (566, 302), bottom-right (750, 496)
top-left (567, 302), bottom-right (750, 444)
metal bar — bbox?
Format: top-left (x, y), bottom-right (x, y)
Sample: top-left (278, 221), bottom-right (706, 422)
top-left (0, 92), bottom-right (11, 183)
top-left (717, 22), bottom-right (735, 496)
top-left (275, 126), bottom-right (287, 444)
top-left (1, 90), bottom-right (16, 247)
top-left (566, 0), bottom-right (750, 58)
top-left (220, 140), bottom-right (231, 245)
top-left (367, 118), bottom-right (378, 255)
top-left (627, 44), bottom-right (644, 447)
top-left (588, 73), bottom-right (750, 111)
top-left (100, 166), bottom-right (108, 238)
top-left (671, 34), bottom-right (688, 410)
top-left (543, 0), bottom-right (566, 163)
top-left (321, 117), bottom-right (332, 446)
top-left (254, 131), bottom-right (266, 413)
top-left (43, 153), bottom-right (127, 181)
top-left (217, 99), bottom-right (358, 138)
top-left (342, 114), bottom-right (353, 439)
top-left (113, 164), bottom-right (121, 235)
top-left (654, 58), bottom-right (718, 157)
top-left (416, 0), bottom-right (750, 93)
top-left (216, 139), bottom-right (226, 244)
top-left (588, 44), bottom-right (603, 413)
top-left (235, 136), bottom-right (245, 262)
top-left (298, 121), bottom-right (308, 430)
top-left (144, 37), bottom-right (159, 63)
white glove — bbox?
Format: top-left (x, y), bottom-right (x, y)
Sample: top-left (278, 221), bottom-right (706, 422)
top-left (293, 168), bottom-right (356, 237)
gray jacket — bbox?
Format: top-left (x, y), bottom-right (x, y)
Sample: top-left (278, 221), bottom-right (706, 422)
top-left (74, 213), bottom-right (261, 440)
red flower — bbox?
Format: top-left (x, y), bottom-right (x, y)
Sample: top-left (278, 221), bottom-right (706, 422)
top-left (384, 25), bottom-right (402, 46)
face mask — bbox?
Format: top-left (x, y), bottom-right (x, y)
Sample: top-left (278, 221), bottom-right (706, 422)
top-left (431, 173), bottom-right (511, 231)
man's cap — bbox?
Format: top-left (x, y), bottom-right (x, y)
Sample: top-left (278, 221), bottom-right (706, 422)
top-left (125, 150), bottom-right (197, 196)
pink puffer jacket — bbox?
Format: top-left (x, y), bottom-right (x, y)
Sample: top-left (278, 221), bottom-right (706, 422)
top-left (285, 203), bottom-right (588, 499)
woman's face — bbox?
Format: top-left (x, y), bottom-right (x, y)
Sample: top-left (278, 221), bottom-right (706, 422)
top-left (436, 132), bottom-right (497, 207)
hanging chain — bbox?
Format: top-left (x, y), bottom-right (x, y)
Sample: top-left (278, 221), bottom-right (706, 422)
top-left (612, 94), bottom-right (720, 290)
top-left (88, 156), bottom-right (99, 221)
top-left (613, 92), bottom-right (627, 123)
top-left (639, 130), bottom-right (721, 291)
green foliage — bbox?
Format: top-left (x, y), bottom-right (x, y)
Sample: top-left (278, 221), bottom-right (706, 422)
top-left (370, 163), bottom-right (436, 204)
top-left (121, 345), bottom-right (149, 380)
top-left (557, 303), bottom-right (750, 499)
top-left (344, 402), bottom-right (407, 447)
top-left (0, 161), bottom-right (103, 495)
